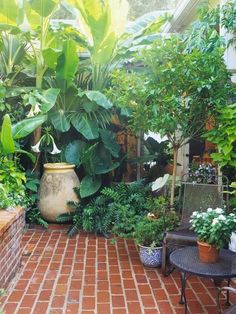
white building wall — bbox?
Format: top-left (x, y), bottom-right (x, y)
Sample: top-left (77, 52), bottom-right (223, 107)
top-left (220, 0), bottom-right (236, 83)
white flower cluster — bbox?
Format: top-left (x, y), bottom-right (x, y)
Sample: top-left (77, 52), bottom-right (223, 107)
top-left (190, 207), bottom-right (236, 227)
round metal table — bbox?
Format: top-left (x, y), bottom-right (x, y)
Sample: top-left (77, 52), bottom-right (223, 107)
top-left (170, 246), bottom-right (236, 313)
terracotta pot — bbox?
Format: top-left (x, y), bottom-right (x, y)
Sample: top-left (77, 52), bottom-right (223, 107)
top-left (197, 240), bottom-right (219, 263)
top-left (39, 163), bottom-right (80, 222)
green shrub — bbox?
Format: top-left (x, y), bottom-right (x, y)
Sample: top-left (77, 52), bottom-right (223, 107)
top-left (24, 171), bottom-right (48, 228)
top-left (134, 210), bottom-right (179, 247)
top-left (0, 157), bottom-right (26, 209)
top-left (58, 181), bottom-right (180, 240)
top-left (58, 181), bottom-right (152, 237)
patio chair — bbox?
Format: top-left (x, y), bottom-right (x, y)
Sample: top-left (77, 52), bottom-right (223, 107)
top-left (161, 174), bottom-right (228, 276)
top-left (217, 287), bottom-right (236, 314)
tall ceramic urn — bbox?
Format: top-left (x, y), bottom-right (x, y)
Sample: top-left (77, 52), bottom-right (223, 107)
top-left (39, 163), bottom-right (80, 222)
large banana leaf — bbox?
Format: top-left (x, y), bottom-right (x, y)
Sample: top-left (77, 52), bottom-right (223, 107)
top-left (0, 34), bottom-right (27, 76)
top-left (1, 114), bottom-right (15, 154)
top-left (23, 0), bottom-right (60, 28)
top-left (37, 88), bottom-right (60, 113)
top-left (12, 115), bottom-right (47, 139)
top-left (29, 0), bottom-right (60, 17)
top-left (43, 48), bottom-right (61, 70)
top-left (0, 0), bottom-right (20, 27)
top-left (56, 40), bottom-right (79, 86)
top-left (66, 0), bottom-right (129, 65)
top-left (125, 11), bottom-right (164, 36)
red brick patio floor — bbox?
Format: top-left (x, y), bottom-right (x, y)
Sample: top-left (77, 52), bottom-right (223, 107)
top-left (1, 226), bottom-right (235, 314)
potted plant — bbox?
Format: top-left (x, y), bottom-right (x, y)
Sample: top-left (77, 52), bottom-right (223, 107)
top-left (134, 207), bottom-right (179, 267)
top-left (190, 208), bottom-right (236, 263)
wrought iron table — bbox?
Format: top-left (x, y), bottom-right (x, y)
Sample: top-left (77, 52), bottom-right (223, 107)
top-left (170, 246), bottom-right (236, 313)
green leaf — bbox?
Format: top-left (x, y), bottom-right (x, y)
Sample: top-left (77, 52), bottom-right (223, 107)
top-left (81, 100), bottom-right (98, 113)
top-left (1, 114), bottom-right (15, 154)
top-left (100, 129), bottom-right (120, 157)
top-left (71, 114), bottom-right (99, 140)
top-left (5, 87), bottom-right (35, 98)
top-left (0, 0), bottom-right (19, 26)
top-left (50, 110), bottom-right (71, 132)
top-left (125, 11), bottom-right (163, 36)
top-left (12, 115), bottom-right (47, 139)
top-left (15, 148), bottom-right (36, 162)
top-left (80, 175), bottom-right (101, 198)
top-left (80, 143), bottom-right (97, 175)
top-left (93, 143), bottom-right (119, 174)
top-left (38, 88), bottom-right (60, 113)
top-left (56, 40), bottom-right (78, 86)
top-left (85, 91), bottom-right (113, 109)
top-left (28, 0), bottom-right (59, 17)
top-left (43, 48), bottom-right (61, 69)
top-left (65, 140), bottom-right (88, 165)
top-left (0, 86), bottom-right (6, 98)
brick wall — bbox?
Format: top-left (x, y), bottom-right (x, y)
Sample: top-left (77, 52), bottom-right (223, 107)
top-left (0, 207), bottom-right (25, 289)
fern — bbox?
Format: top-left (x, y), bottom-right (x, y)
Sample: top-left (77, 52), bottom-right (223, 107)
top-left (67, 222), bottom-right (81, 237)
top-left (101, 187), bottom-right (122, 203)
top-left (37, 217), bottom-right (49, 229)
top-left (56, 212), bottom-right (73, 223)
top-left (65, 181), bottom-right (154, 239)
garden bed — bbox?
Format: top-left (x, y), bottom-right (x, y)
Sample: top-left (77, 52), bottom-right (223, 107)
top-left (0, 207), bottom-right (25, 289)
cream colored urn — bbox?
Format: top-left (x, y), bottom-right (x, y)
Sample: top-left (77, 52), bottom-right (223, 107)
top-left (39, 163), bottom-right (80, 222)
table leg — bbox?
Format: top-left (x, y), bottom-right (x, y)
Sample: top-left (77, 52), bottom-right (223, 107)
top-left (179, 271), bottom-right (188, 313)
top-left (226, 279), bottom-right (230, 306)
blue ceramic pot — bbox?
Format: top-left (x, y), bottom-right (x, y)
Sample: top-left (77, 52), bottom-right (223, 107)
top-left (138, 245), bottom-right (162, 267)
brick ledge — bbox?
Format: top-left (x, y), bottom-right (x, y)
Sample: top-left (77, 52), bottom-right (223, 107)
top-left (0, 207), bottom-right (24, 237)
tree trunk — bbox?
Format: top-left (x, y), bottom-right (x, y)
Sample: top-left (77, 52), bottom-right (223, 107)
top-left (32, 67), bottom-right (43, 170)
top-left (170, 147), bottom-right (178, 208)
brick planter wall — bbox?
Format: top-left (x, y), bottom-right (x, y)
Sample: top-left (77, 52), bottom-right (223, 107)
top-left (0, 207), bottom-right (25, 289)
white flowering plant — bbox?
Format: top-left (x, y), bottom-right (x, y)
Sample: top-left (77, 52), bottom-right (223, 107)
top-left (190, 208), bottom-right (236, 249)
top-left (31, 127), bottom-right (61, 155)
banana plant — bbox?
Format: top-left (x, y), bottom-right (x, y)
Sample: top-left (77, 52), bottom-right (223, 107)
top-left (0, 34), bottom-right (27, 85)
top-left (0, 1), bottom-right (27, 86)
top-left (0, 0), bottom-right (63, 148)
top-left (65, 0), bottom-right (165, 91)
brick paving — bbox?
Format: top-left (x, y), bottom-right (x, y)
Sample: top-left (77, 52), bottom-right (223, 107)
top-left (1, 226), bottom-right (235, 314)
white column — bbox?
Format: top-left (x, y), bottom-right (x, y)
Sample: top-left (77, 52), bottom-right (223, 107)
top-left (220, 0), bottom-right (236, 82)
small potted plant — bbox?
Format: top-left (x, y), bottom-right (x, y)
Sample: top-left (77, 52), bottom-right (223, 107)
top-left (190, 208), bottom-right (236, 263)
top-left (134, 208), bottom-right (179, 267)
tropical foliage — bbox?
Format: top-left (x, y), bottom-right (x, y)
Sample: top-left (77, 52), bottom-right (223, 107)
top-left (110, 34), bottom-right (232, 205)
top-left (111, 4), bottom-right (235, 205)
top-left (57, 181), bottom-right (179, 241)
top-left (0, 1), bottom-right (235, 231)
top-left (0, 0), bottom-right (165, 200)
